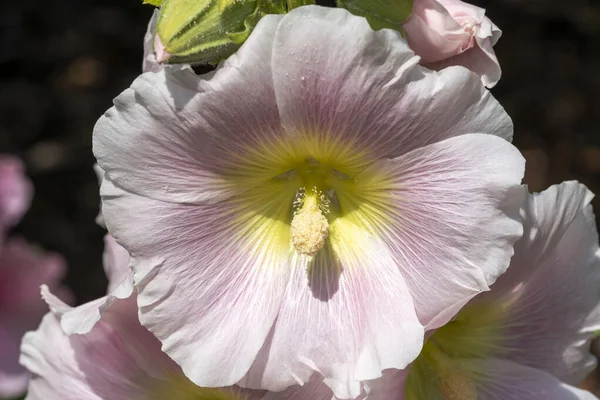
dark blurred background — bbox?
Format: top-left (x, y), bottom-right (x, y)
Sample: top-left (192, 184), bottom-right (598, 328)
top-left (0, 0), bottom-right (599, 388)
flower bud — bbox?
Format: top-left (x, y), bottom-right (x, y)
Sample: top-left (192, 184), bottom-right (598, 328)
top-left (337, 0), bottom-right (413, 32)
top-left (153, 0), bottom-right (288, 65)
top-left (403, 0), bottom-right (502, 87)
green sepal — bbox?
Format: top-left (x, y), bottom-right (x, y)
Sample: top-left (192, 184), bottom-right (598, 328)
top-left (156, 0), bottom-right (288, 65)
top-left (337, 0), bottom-right (412, 33)
top-left (287, 0), bottom-right (315, 11)
top-left (143, 0), bottom-right (163, 6)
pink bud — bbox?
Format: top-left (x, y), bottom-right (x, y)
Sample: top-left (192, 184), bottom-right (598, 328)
top-left (404, 0), bottom-right (502, 87)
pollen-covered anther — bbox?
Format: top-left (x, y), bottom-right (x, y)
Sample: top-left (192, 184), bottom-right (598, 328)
top-left (439, 368), bottom-right (477, 400)
top-left (290, 193), bottom-right (329, 257)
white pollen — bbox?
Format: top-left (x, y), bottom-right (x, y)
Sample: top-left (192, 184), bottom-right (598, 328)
top-left (290, 197), bottom-right (329, 257)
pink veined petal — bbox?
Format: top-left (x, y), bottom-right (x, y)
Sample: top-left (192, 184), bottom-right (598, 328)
top-left (102, 234), bottom-right (131, 294)
top-left (259, 374), bottom-right (335, 400)
top-left (101, 177), bottom-right (291, 387)
top-left (271, 6), bottom-right (513, 163)
top-left (20, 293), bottom-right (327, 400)
top-left (20, 296), bottom-right (184, 400)
top-left (349, 133), bottom-right (525, 330)
top-left (93, 14), bottom-right (284, 205)
top-left (363, 369), bottom-right (408, 400)
top-left (470, 358), bottom-right (599, 400)
top-left (242, 225), bottom-right (423, 399)
top-left (472, 181), bottom-right (600, 385)
top-left (39, 234), bottom-right (133, 335)
top-left (0, 155), bottom-right (32, 231)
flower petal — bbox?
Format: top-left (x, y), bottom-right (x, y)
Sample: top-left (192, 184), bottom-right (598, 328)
top-left (260, 375), bottom-right (336, 400)
top-left (0, 370), bottom-right (29, 398)
top-left (93, 14), bottom-right (284, 204)
top-left (271, 6), bottom-right (513, 163)
top-left (21, 305), bottom-right (153, 399)
top-left (345, 133), bottom-right (525, 329)
top-left (472, 181), bottom-right (600, 384)
top-left (102, 234), bottom-right (132, 295)
top-left (39, 234), bottom-right (133, 335)
top-left (242, 221), bottom-right (423, 399)
top-left (143, 10), bottom-right (162, 73)
top-left (101, 177), bottom-right (292, 387)
top-left (470, 358), bottom-right (598, 400)
top-left (0, 156), bottom-right (32, 231)
top-left (20, 296), bottom-right (248, 400)
top-left (0, 238), bottom-right (69, 396)
top-left (364, 369), bottom-right (409, 400)
top-left (93, 163), bottom-right (106, 228)
top-left (425, 42), bottom-right (502, 88)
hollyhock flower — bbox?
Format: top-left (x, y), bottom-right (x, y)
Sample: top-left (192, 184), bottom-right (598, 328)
top-left (403, 0), bottom-right (502, 87)
top-left (367, 181), bottom-right (600, 400)
top-left (93, 5), bottom-right (525, 398)
top-left (23, 283), bottom-right (336, 399)
top-left (0, 238), bottom-right (69, 398)
top-left (0, 155), bottom-right (32, 234)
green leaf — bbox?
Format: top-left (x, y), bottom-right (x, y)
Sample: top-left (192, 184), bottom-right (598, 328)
top-left (337, 0), bottom-right (412, 32)
top-left (287, 0), bottom-right (315, 11)
top-left (143, 0), bottom-right (163, 7)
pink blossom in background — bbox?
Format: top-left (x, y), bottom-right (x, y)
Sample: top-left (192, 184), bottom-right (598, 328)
top-left (93, 6), bottom-right (525, 398)
top-left (0, 156), bottom-right (32, 235)
top-left (404, 0), bottom-right (502, 87)
top-left (0, 238), bottom-right (69, 398)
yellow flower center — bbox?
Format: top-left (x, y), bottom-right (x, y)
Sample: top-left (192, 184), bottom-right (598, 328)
top-left (406, 341), bottom-right (478, 400)
top-left (405, 301), bottom-right (512, 400)
top-left (226, 136), bottom-right (398, 261)
top-left (147, 374), bottom-right (242, 400)
top-left (438, 366), bottom-right (477, 400)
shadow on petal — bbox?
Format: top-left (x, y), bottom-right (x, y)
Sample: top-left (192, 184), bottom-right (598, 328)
top-left (306, 242), bottom-right (342, 302)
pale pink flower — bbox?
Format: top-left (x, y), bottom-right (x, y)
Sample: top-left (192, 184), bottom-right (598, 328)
top-left (404, 0), bottom-right (502, 87)
top-left (371, 182), bottom-right (600, 399)
top-left (93, 6), bottom-right (525, 398)
top-left (0, 156), bottom-right (32, 234)
top-left (0, 238), bottom-right (69, 398)
top-left (24, 290), bottom-right (336, 399)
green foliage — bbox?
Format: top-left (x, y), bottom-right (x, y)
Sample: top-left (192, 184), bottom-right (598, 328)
top-left (143, 0), bottom-right (163, 7)
top-left (155, 0), bottom-right (288, 64)
top-left (337, 0), bottom-right (413, 33)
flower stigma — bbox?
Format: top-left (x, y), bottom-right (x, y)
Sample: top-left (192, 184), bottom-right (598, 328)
top-left (290, 188), bottom-right (330, 257)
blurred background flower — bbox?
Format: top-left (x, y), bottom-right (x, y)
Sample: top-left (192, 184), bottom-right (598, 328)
top-left (0, 156), bottom-right (71, 399)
